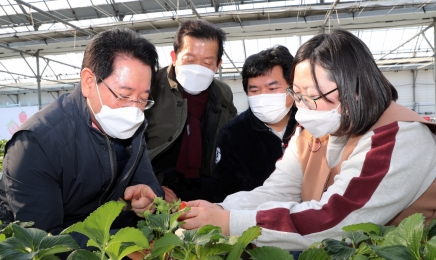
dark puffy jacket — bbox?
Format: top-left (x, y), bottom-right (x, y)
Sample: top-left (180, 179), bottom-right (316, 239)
top-left (0, 84), bottom-right (163, 246)
top-left (212, 106), bottom-right (298, 203)
top-left (144, 65), bottom-right (237, 178)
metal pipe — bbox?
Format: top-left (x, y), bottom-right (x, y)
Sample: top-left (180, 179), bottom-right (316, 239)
top-left (15, 0), bottom-right (96, 37)
top-left (36, 50), bottom-right (42, 110)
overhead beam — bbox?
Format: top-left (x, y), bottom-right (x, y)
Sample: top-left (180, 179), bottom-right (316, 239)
top-left (376, 22), bottom-right (434, 61)
top-left (184, 0), bottom-right (202, 19)
top-left (0, 43), bottom-right (81, 69)
top-left (14, 0), bottom-right (97, 37)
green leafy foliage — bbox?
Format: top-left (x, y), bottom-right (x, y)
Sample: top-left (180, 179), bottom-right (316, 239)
top-left (309, 213), bottom-right (436, 260)
top-left (62, 201), bottom-right (150, 260)
top-left (0, 139), bottom-right (7, 172)
top-left (246, 246), bottom-right (293, 260)
top-left (0, 223), bottom-right (79, 260)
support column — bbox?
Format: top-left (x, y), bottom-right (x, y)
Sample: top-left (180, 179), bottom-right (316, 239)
top-left (36, 50), bottom-right (42, 110)
top-left (412, 69), bottom-right (417, 112)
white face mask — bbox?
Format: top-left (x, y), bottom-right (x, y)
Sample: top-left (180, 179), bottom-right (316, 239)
top-left (176, 64), bottom-right (215, 95)
top-left (295, 105), bottom-right (341, 138)
top-left (88, 79), bottom-right (144, 139)
top-left (248, 93), bottom-right (291, 124)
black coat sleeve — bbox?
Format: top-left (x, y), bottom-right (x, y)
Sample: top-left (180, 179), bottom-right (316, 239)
top-left (2, 131), bottom-right (65, 234)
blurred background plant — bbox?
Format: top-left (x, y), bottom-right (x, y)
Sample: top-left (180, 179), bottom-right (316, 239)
top-left (0, 139), bottom-right (7, 174)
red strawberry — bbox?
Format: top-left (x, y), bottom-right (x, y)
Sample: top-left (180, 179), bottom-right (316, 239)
top-left (180, 202), bottom-right (187, 210)
top-left (7, 120), bottom-right (19, 135)
top-left (18, 111), bottom-right (27, 123)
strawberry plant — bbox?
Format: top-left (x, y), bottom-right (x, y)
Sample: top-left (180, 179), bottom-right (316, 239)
top-left (62, 201), bottom-right (150, 260)
top-left (0, 220), bottom-right (79, 259)
top-left (299, 213), bottom-right (436, 260)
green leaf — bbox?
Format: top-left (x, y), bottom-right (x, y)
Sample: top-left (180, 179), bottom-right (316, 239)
top-left (355, 243), bottom-right (374, 256)
top-left (147, 214), bottom-right (171, 232)
top-left (0, 233), bottom-right (6, 242)
top-left (61, 201), bottom-right (125, 251)
top-left (182, 229), bottom-right (198, 242)
top-left (370, 245), bottom-right (416, 260)
top-left (384, 213), bottom-right (424, 258)
top-left (246, 246), bottom-right (293, 260)
top-left (201, 256), bottom-right (224, 260)
top-left (352, 255), bottom-right (370, 260)
top-left (11, 224), bottom-right (47, 251)
top-left (66, 249), bottom-right (101, 260)
top-left (117, 245), bottom-right (145, 260)
top-left (191, 225), bottom-right (224, 246)
top-left (138, 224), bottom-right (154, 241)
top-left (226, 226), bottom-right (261, 260)
top-left (36, 245), bottom-right (77, 259)
top-left (151, 232), bottom-right (183, 256)
top-left (424, 236), bottom-right (436, 260)
top-left (343, 223), bottom-right (381, 235)
top-left (298, 248), bottom-right (330, 260)
top-left (343, 231), bottom-right (370, 247)
top-left (39, 255), bottom-right (61, 260)
top-left (169, 211), bottom-right (185, 232)
top-left (322, 238), bottom-right (356, 260)
top-left (105, 227), bottom-right (150, 260)
top-left (38, 234), bottom-right (79, 252)
top-left (109, 227), bottom-right (149, 248)
top-left (0, 241), bottom-right (36, 260)
top-left (426, 218), bottom-right (436, 240)
top-left (82, 201), bottom-right (125, 246)
top-left (0, 236), bottom-right (30, 253)
top-left (196, 243), bottom-right (233, 258)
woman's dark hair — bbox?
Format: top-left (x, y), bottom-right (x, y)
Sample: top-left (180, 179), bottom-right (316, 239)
top-left (242, 45), bottom-right (294, 93)
top-left (82, 27), bottom-right (159, 86)
top-left (173, 19), bottom-right (226, 65)
top-left (290, 29), bottom-right (398, 136)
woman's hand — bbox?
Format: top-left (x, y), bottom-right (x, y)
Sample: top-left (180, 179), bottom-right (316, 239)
top-left (179, 200), bottom-right (230, 235)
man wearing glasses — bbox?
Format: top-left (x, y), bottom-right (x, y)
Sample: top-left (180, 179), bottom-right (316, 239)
top-left (0, 28), bottom-right (164, 248)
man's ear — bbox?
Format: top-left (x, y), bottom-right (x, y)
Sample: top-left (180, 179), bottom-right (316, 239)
top-left (81, 68), bottom-right (95, 98)
top-left (216, 59), bottom-right (222, 73)
top-left (170, 50), bottom-right (177, 66)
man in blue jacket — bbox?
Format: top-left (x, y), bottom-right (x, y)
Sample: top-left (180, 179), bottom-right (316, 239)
top-left (212, 45), bottom-right (297, 202)
top-left (0, 27), bottom-right (164, 247)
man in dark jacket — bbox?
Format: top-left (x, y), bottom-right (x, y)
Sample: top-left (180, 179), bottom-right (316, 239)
top-left (144, 20), bottom-right (237, 202)
top-left (0, 28), bottom-right (164, 247)
top-left (212, 45), bottom-right (298, 203)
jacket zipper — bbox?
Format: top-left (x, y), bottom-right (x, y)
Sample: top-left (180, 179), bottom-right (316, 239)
top-left (103, 123), bottom-right (147, 203)
top-left (99, 135), bottom-right (116, 205)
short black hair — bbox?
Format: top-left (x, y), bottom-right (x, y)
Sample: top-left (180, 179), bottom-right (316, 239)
top-left (290, 29), bottom-right (398, 136)
top-left (173, 20), bottom-right (226, 65)
top-left (82, 27), bottom-right (159, 87)
top-left (242, 45), bottom-right (294, 94)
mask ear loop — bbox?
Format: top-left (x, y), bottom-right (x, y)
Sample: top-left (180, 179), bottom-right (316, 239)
top-left (308, 136), bottom-right (322, 152)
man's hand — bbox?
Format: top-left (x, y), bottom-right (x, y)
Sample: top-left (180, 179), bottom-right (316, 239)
top-left (124, 184), bottom-right (156, 216)
top-left (162, 186), bottom-right (178, 203)
top-left (179, 200), bottom-right (230, 235)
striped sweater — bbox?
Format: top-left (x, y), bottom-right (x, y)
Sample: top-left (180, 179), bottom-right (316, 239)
top-left (220, 104), bottom-right (436, 251)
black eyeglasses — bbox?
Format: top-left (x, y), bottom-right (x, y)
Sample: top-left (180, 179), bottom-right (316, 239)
top-left (287, 87), bottom-right (338, 110)
top-left (98, 76), bottom-right (155, 111)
